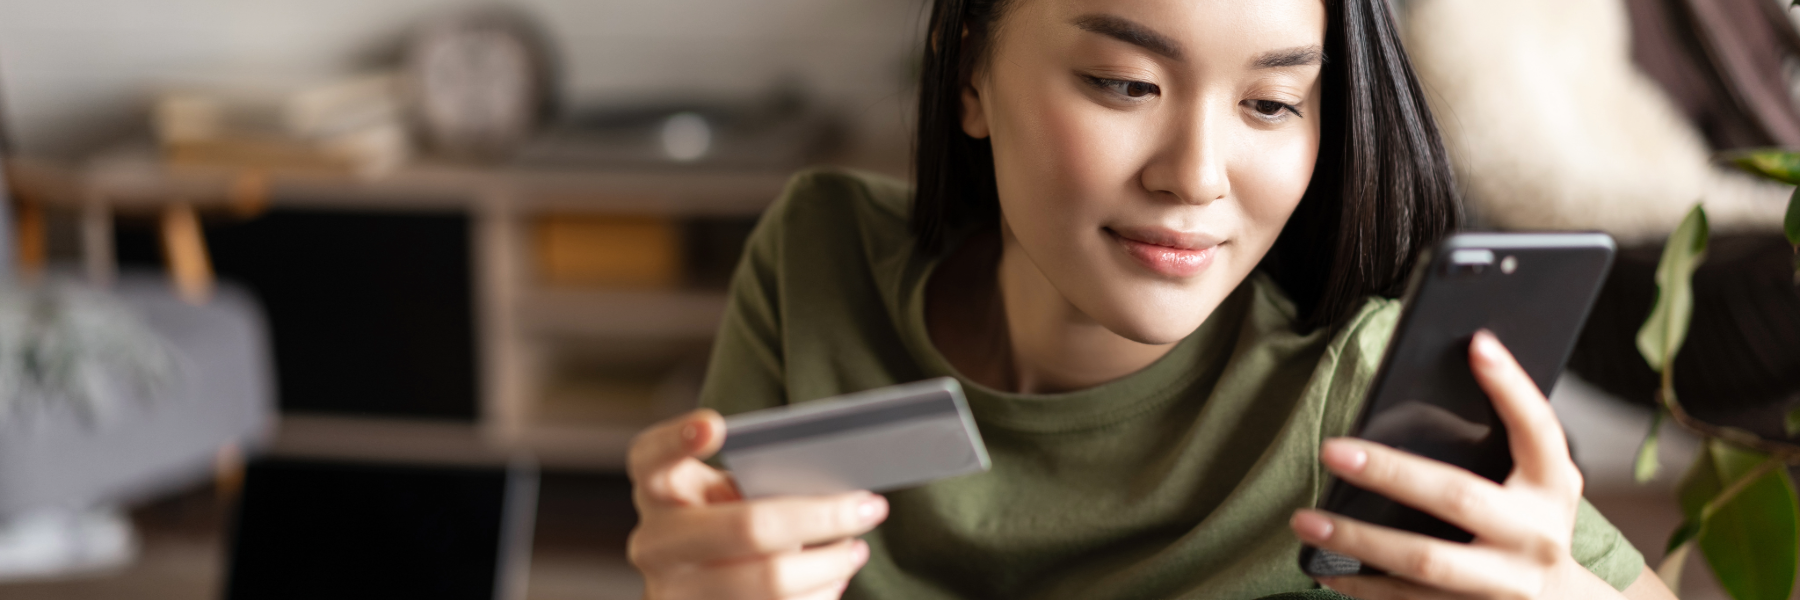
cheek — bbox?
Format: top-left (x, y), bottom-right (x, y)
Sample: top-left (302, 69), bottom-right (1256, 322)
top-left (1043, 107), bottom-right (1145, 202)
top-left (1230, 127), bottom-right (1318, 241)
top-left (990, 83), bottom-right (1146, 225)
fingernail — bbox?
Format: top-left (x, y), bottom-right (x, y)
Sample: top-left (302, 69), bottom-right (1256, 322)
top-left (1473, 330), bottom-right (1501, 359)
top-left (1291, 510), bottom-right (1334, 542)
top-left (857, 495), bottom-right (889, 523)
top-left (848, 539), bottom-right (870, 566)
top-left (1321, 439), bottom-right (1367, 473)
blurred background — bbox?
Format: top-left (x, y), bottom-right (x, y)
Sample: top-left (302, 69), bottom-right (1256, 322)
top-left (0, 0), bottom-right (1791, 598)
top-left (0, 1), bottom-right (921, 599)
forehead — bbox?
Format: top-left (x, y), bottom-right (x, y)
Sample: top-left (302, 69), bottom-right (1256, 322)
top-left (1004, 0), bottom-right (1327, 63)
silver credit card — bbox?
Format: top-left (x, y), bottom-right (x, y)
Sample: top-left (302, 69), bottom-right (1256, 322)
top-left (720, 377), bottom-right (990, 499)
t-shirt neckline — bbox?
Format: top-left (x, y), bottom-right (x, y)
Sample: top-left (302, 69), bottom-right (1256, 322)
top-left (896, 228), bottom-right (1252, 435)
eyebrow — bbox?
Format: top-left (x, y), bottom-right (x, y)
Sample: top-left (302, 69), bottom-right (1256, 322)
top-left (1074, 14), bottom-right (1183, 60)
top-left (1252, 46), bottom-right (1327, 69)
top-left (1073, 14), bottom-right (1327, 69)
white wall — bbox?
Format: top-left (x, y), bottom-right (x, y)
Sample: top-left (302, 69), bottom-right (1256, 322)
top-left (0, 0), bottom-right (928, 158)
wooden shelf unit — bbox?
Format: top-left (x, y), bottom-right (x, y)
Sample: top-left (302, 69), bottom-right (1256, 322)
top-left (22, 148), bottom-right (791, 470)
top-left (517, 289), bottom-right (728, 340)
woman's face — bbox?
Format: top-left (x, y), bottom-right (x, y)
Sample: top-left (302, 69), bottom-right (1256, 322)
top-left (964, 0), bottom-right (1326, 344)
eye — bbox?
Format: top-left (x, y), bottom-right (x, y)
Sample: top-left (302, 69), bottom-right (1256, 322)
top-left (1085, 76), bottom-right (1160, 100)
top-left (1246, 99), bottom-right (1302, 121)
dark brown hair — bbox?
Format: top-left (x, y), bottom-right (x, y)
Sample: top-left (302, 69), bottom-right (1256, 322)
top-left (911, 0), bottom-right (1462, 331)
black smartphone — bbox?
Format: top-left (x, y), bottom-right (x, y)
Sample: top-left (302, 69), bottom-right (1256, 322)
top-left (1297, 232), bottom-right (1615, 578)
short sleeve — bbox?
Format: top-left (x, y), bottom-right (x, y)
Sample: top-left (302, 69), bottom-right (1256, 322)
top-left (1571, 497), bottom-right (1647, 590)
top-left (696, 174), bottom-right (803, 418)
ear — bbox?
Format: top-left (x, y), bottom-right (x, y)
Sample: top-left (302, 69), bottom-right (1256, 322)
top-left (960, 75), bottom-right (991, 140)
top-left (959, 27), bottom-right (992, 140)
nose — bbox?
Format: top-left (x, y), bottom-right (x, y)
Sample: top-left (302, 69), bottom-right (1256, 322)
top-left (1139, 107), bottom-right (1229, 205)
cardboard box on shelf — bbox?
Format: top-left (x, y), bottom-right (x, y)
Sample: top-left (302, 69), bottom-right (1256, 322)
top-left (533, 214), bottom-right (682, 289)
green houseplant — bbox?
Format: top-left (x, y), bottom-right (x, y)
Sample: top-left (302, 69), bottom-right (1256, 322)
top-left (1633, 146), bottom-right (1800, 599)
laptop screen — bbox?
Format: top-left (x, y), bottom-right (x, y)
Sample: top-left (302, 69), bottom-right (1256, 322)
top-left (223, 457), bottom-right (536, 600)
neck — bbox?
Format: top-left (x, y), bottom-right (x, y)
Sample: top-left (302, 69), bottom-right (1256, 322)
top-left (925, 226), bottom-right (1180, 395)
top-left (993, 226), bottom-right (1177, 393)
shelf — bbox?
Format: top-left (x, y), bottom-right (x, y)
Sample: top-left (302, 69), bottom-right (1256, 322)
top-left (14, 141), bottom-right (787, 472)
top-left (273, 414), bottom-right (655, 471)
top-left (517, 288), bottom-right (728, 340)
top-left (272, 414), bottom-right (513, 466)
top-left (21, 147), bottom-right (792, 216)
top-left (505, 421), bottom-right (646, 471)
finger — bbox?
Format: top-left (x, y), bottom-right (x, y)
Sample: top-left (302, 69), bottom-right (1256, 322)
top-left (632, 458), bottom-right (742, 509)
top-left (788, 580), bottom-right (851, 600)
top-left (634, 492), bottom-right (888, 564)
top-left (1291, 510), bottom-right (1525, 596)
top-left (629, 410), bottom-right (729, 504)
top-left (686, 538), bottom-right (869, 600)
top-left (1318, 574), bottom-right (1470, 600)
top-left (1318, 438), bottom-right (1523, 544)
top-left (629, 409), bottom-right (726, 480)
top-left (1468, 331), bottom-right (1580, 493)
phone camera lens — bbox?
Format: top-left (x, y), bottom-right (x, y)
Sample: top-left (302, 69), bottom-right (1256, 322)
top-left (1448, 249), bottom-right (1495, 276)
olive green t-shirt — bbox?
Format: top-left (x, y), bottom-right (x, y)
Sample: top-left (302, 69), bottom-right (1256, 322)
top-left (698, 168), bottom-right (1645, 599)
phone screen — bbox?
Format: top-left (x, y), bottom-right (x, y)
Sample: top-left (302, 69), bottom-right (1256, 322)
top-left (1301, 233), bottom-right (1614, 577)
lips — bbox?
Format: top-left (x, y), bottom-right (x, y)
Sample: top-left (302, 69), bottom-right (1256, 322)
top-left (1105, 226), bottom-right (1221, 278)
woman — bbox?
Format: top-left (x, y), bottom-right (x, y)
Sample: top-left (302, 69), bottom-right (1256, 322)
top-left (625, 0), bottom-right (1680, 598)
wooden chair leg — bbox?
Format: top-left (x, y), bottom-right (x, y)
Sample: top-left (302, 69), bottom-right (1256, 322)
top-left (13, 196), bottom-right (45, 277)
top-left (214, 440), bottom-right (245, 502)
top-left (229, 170), bottom-right (270, 218)
top-left (82, 196), bottom-right (114, 286)
top-left (161, 202), bottom-right (214, 304)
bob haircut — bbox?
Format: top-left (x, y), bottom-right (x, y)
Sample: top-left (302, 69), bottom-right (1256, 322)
top-left (911, 0), bottom-right (1463, 331)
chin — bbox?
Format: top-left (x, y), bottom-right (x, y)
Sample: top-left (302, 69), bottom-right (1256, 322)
top-left (1114, 325), bottom-right (1198, 346)
top-left (1089, 295), bottom-right (1217, 346)
top-left (1078, 268), bottom-right (1244, 345)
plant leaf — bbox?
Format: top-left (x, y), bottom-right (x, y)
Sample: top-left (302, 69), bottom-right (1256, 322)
top-left (1660, 541), bottom-right (1694, 593)
top-left (1638, 205), bottom-right (1710, 373)
top-left (1786, 187), bottom-right (1799, 248)
top-left (1677, 443), bottom-right (1717, 520)
top-left (1787, 404), bottom-right (1800, 437)
top-left (1725, 149), bottom-right (1800, 185)
top-left (1693, 441), bottom-right (1800, 600)
top-left (1669, 443), bottom-right (1715, 561)
top-left (1667, 517), bottom-right (1702, 555)
top-left (1636, 408), bottom-right (1666, 483)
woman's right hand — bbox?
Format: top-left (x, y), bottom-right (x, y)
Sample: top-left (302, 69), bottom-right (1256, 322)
top-left (627, 409), bottom-right (889, 600)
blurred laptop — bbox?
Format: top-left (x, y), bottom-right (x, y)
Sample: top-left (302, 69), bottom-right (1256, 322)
top-left (223, 457), bottom-right (537, 600)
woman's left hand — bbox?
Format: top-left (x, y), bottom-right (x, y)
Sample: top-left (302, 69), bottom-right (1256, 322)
top-left (1287, 330), bottom-right (1621, 600)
